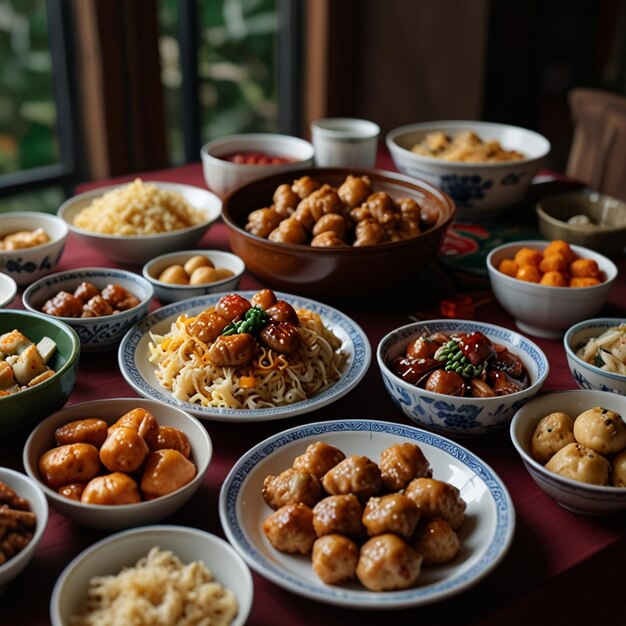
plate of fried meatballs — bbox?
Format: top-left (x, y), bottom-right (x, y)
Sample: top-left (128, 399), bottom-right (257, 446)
top-left (219, 419), bottom-right (514, 608)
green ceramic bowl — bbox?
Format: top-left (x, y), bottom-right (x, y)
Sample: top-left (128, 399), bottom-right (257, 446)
top-left (0, 310), bottom-right (80, 438)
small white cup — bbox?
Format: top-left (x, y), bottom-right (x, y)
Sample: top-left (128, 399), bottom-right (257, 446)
top-left (311, 118), bottom-right (380, 168)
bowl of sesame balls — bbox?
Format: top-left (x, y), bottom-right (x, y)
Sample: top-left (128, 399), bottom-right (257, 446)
top-left (486, 239), bottom-right (618, 339)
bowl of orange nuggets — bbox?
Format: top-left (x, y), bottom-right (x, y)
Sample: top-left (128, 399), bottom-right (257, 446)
top-left (487, 239), bottom-right (618, 339)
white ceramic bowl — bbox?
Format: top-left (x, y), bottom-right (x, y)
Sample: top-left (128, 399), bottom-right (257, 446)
top-left (23, 268), bottom-right (154, 352)
top-left (0, 467), bottom-right (48, 590)
top-left (486, 240), bottom-right (619, 339)
top-left (142, 249), bottom-right (245, 303)
top-left (201, 133), bottom-right (315, 198)
top-left (23, 398), bottom-right (212, 530)
top-left (50, 525), bottom-right (253, 626)
top-left (57, 182), bottom-right (221, 265)
top-left (510, 389), bottom-right (626, 514)
top-left (0, 273), bottom-right (17, 308)
top-left (386, 120), bottom-right (551, 219)
top-left (564, 318), bottom-right (626, 394)
top-left (377, 319), bottom-right (549, 437)
top-left (0, 211), bottom-right (68, 286)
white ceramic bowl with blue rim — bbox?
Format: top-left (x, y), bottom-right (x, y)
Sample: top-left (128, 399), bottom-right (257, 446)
top-left (377, 319), bottom-right (549, 437)
top-left (219, 418), bottom-right (515, 609)
top-left (22, 267), bottom-right (153, 352)
top-left (510, 389), bottom-right (626, 514)
top-left (57, 182), bottom-right (222, 266)
top-left (563, 318), bottom-right (626, 395)
top-left (0, 467), bottom-right (49, 590)
top-left (487, 240), bottom-right (619, 340)
top-left (386, 120), bottom-right (551, 219)
top-left (23, 398), bottom-right (212, 530)
top-left (142, 249), bottom-right (245, 303)
top-left (0, 273), bottom-right (17, 308)
top-left (50, 525), bottom-right (253, 626)
top-left (118, 290), bottom-right (371, 422)
top-left (0, 211), bottom-right (68, 287)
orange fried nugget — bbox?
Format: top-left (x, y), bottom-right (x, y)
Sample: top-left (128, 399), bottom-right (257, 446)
top-left (516, 265), bottom-right (541, 283)
top-left (498, 259), bottom-right (519, 277)
top-left (543, 239), bottom-right (575, 263)
top-left (514, 247), bottom-right (543, 268)
top-left (570, 277), bottom-right (601, 287)
top-left (540, 271), bottom-right (567, 286)
top-left (539, 253), bottom-right (568, 274)
top-left (570, 258), bottom-right (601, 279)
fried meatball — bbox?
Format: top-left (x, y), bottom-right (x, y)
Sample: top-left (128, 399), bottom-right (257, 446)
top-left (245, 207), bottom-right (282, 238)
top-left (140, 449), bottom-right (197, 499)
top-left (272, 183), bottom-right (299, 215)
top-left (99, 426), bottom-right (149, 473)
top-left (262, 503), bottom-right (316, 554)
top-left (54, 418), bottom-right (108, 448)
top-left (81, 472), bottom-right (141, 505)
top-left (268, 217), bottom-right (309, 245)
top-left (151, 425), bottom-right (191, 458)
top-left (353, 218), bottom-right (387, 246)
top-left (356, 534), bottom-right (422, 591)
top-left (312, 494), bottom-right (365, 539)
top-left (310, 231), bottom-right (347, 247)
top-left (531, 411), bottom-right (576, 464)
top-left (312, 534), bottom-right (359, 585)
top-left (544, 442), bottom-right (610, 485)
top-left (292, 175), bottom-right (321, 199)
top-left (312, 213), bottom-right (348, 240)
top-left (38, 443), bottom-right (101, 490)
top-left (573, 407), bottom-right (626, 455)
top-left (110, 407), bottom-right (160, 447)
top-left (404, 478), bottom-right (466, 530)
top-left (337, 175), bottom-right (372, 208)
top-left (379, 443), bottom-right (432, 491)
top-left (611, 449), bottom-right (626, 487)
top-left (292, 441), bottom-right (346, 479)
top-left (322, 455), bottom-right (382, 500)
top-left (411, 517), bottom-right (460, 565)
top-left (362, 494), bottom-right (420, 539)
top-left (262, 468), bottom-right (322, 510)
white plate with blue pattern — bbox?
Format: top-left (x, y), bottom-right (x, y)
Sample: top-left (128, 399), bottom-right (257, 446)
top-left (219, 419), bottom-right (515, 609)
top-left (118, 291), bottom-right (371, 422)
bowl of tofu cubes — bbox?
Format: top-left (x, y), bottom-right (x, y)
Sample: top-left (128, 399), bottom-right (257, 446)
top-left (0, 310), bottom-right (80, 438)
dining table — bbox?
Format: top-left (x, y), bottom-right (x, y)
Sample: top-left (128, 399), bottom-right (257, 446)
top-left (2, 149), bottom-right (626, 626)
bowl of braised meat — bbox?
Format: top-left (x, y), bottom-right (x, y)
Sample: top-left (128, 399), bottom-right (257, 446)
top-left (377, 319), bottom-right (549, 437)
top-left (221, 167), bottom-right (455, 302)
top-left (23, 268), bottom-right (153, 352)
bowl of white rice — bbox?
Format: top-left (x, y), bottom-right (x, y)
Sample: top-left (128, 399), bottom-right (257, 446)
top-left (58, 179), bottom-right (222, 266)
top-left (50, 525), bottom-right (253, 626)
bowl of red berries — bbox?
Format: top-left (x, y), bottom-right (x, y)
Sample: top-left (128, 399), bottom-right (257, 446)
top-left (201, 133), bottom-right (315, 198)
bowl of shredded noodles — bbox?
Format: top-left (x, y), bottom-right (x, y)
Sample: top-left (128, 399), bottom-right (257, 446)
top-left (50, 524), bottom-right (253, 626)
top-left (118, 289), bottom-right (371, 422)
top-left (564, 318), bottom-right (626, 395)
top-left (58, 179), bottom-right (222, 265)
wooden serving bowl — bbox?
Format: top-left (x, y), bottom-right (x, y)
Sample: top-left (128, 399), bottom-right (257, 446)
top-left (221, 167), bottom-right (456, 302)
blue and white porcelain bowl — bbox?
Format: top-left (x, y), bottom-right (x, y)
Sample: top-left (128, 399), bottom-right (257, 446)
top-left (377, 319), bottom-right (549, 437)
top-left (23, 268), bottom-right (153, 353)
top-left (0, 212), bottom-right (68, 286)
top-left (564, 318), bottom-right (626, 395)
top-left (386, 120), bottom-right (551, 220)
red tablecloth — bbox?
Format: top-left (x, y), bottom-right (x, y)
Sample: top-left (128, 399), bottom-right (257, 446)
top-left (2, 158), bottom-right (625, 625)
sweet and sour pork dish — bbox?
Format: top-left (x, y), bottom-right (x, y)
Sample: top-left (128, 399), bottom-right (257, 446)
top-left (243, 174), bottom-right (440, 247)
top-left (390, 329), bottom-right (530, 398)
top-left (261, 440), bottom-right (467, 591)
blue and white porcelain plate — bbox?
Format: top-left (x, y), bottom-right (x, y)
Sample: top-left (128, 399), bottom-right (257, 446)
top-left (219, 419), bottom-right (515, 609)
top-left (118, 291), bottom-right (371, 422)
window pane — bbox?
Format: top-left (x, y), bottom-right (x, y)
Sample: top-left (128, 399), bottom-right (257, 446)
top-left (158, 0), bottom-right (279, 164)
top-left (0, 0), bottom-right (58, 175)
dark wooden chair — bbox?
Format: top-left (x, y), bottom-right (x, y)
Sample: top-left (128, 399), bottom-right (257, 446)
top-left (567, 87), bottom-right (626, 201)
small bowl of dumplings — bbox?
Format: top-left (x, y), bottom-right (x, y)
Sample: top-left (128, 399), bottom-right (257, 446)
top-left (510, 389), bottom-right (626, 514)
top-left (22, 397), bottom-right (212, 530)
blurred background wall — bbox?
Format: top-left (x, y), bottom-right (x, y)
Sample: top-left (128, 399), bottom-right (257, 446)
top-left (1, 0), bottom-right (624, 212)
